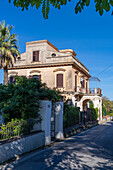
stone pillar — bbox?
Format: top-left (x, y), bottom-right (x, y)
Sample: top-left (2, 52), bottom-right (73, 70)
top-left (78, 100), bottom-right (83, 111)
top-left (93, 97), bottom-right (102, 121)
top-left (39, 100), bottom-right (52, 145)
top-left (54, 102), bottom-right (64, 139)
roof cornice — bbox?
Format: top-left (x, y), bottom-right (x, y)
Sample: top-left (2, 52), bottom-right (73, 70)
top-left (8, 62), bottom-right (91, 77)
top-left (26, 40), bottom-right (59, 52)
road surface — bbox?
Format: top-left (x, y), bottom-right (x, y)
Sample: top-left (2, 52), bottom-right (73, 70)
top-left (1, 122), bottom-right (113, 169)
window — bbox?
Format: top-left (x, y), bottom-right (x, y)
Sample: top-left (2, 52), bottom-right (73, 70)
top-left (33, 51), bottom-right (39, 62)
top-left (86, 82), bottom-right (88, 93)
top-left (9, 76), bottom-right (16, 84)
top-left (51, 53), bottom-right (56, 57)
top-left (80, 77), bottom-right (84, 88)
top-left (75, 75), bottom-right (77, 92)
top-left (56, 74), bottom-right (63, 88)
top-left (33, 75), bottom-right (41, 81)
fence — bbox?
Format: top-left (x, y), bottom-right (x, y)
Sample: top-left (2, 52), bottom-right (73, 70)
top-left (0, 123), bottom-right (21, 141)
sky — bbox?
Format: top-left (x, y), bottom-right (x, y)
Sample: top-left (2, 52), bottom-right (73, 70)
top-left (0, 0), bottom-right (113, 100)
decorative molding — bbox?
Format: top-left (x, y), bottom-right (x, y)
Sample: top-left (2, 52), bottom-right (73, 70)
top-left (9, 71), bottom-right (18, 75)
top-left (8, 62), bottom-right (91, 78)
top-left (53, 68), bottom-right (66, 72)
top-left (59, 49), bottom-right (77, 56)
top-left (30, 70), bottom-right (41, 74)
top-left (26, 40), bottom-right (59, 52)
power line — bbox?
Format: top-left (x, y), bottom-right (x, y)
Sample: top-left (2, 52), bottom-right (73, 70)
top-left (95, 63), bottom-right (113, 77)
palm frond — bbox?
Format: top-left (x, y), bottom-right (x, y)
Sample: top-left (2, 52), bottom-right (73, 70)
top-left (0, 21), bottom-right (20, 68)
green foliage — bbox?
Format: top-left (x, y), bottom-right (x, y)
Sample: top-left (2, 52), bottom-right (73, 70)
top-left (0, 76), bottom-right (62, 123)
top-left (102, 96), bottom-right (113, 116)
top-left (75, 0), bottom-right (113, 16)
top-left (102, 103), bottom-right (106, 116)
top-left (110, 112), bottom-right (113, 116)
top-left (89, 101), bottom-right (99, 120)
top-left (89, 100), bottom-right (94, 109)
top-left (0, 21), bottom-right (20, 68)
top-left (91, 108), bottom-right (98, 121)
top-left (0, 119), bottom-right (25, 140)
top-left (63, 102), bottom-right (80, 128)
top-left (20, 118), bottom-right (37, 135)
top-left (0, 21), bottom-right (20, 85)
top-left (8, 0), bottom-right (113, 19)
top-left (0, 118), bottom-right (37, 140)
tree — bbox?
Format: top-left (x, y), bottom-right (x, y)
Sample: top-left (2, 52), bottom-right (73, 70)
top-left (9, 0), bottom-right (113, 19)
top-left (102, 96), bottom-right (109, 101)
top-left (0, 21), bottom-right (20, 85)
top-left (102, 96), bottom-right (113, 116)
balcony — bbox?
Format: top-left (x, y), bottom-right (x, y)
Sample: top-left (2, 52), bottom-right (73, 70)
top-left (75, 86), bottom-right (102, 96)
top-left (88, 88), bottom-right (102, 96)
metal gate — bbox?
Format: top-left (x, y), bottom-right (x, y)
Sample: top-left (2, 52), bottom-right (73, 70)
top-left (51, 104), bottom-right (56, 138)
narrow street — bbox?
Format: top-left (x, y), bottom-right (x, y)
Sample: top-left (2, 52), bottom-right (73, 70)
top-left (2, 122), bottom-right (113, 169)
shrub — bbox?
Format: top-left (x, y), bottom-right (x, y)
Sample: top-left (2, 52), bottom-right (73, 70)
top-left (0, 76), bottom-right (62, 123)
top-left (63, 102), bottom-right (80, 129)
top-left (0, 118), bottom-right (39, 140)
top-left (91, 108), bottom-right (98, 121)
top-left (0, 119), bottom-right (24, 140)
top-left (110, 113), bottom-right (113, 116)
top-left (89, 102), bottom-right (99, 121)
top-left (89, 100), bottom-right (94, 109)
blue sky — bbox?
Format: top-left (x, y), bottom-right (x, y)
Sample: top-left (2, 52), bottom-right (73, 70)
top-left (0, 1), bottom-right (113, 100)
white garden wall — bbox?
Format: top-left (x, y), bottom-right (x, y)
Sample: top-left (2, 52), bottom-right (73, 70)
top-left (0, 131), bottom-right (45, 163)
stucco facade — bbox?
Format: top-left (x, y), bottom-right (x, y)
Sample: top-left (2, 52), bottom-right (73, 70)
top-left (8, 40), bottom-right (102, 120)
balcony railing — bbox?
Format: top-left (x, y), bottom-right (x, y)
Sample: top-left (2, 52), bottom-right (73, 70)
top-left (75, 86), bottom-right (102, 95)
top-left (88, 88), bottom-right (102, 95)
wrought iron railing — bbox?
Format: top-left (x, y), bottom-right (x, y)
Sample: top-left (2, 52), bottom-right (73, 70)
top-left (0, 124), bottom-right (21, 141)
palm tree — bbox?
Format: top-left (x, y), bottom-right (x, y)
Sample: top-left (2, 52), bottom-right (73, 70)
top-left (0, 21), bottom-right (20, 85)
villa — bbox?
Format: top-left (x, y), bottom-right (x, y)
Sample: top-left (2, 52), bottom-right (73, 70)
top-left (8, 40), bottom-right (102, 121)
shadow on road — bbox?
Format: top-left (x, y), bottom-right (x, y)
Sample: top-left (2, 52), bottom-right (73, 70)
top-left (2, 122), bottom-right (113, 169)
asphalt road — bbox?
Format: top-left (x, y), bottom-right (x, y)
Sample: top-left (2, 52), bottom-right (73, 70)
top-left (1, 122), bottom-right (113, 170)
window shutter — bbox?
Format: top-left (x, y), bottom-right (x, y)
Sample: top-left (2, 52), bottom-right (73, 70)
top-left (83, 79), bottom-right (85, 88)
top-left (36, 51), bottom-right (39, 61)
top-left (75, 75), bottom-right (77, 92)
top-left (33, 51), bottom-right (39, 62)
top-left (86, 82), bottom-right (87, 93)
top-left (33, 55), bottom-right (35, 62)
top-left (38, 75), bottom-right (41, 81)
top-left (33, 51), bottom-right (36, 62)
top-left (57, 74), bottom-right (63, 87)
